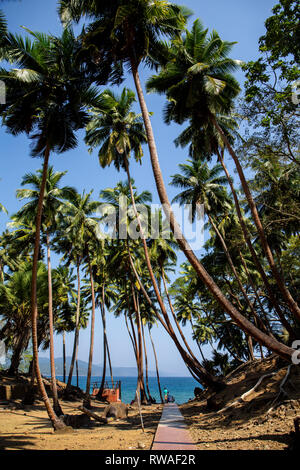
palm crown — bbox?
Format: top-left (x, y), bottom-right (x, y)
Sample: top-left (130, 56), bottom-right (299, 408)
top-left (1, 28), bottom-right (97, 156)
top-left (85, 88), bottom-right (147, 170)
top-left (147, 19), bottom-right (241, 127)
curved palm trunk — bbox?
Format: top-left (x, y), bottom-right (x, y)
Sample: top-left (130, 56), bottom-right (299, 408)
top-left (148, 325), bottom-right (164, 404)
top-left (161, 267), bottom-right (205, 363)
top-left (216, 149), bottom-right (295, 338)
top-left (67, 260), bottom-right (81, 390)
top-left (212, 117), bottom-right (300, 322)
top-left (124, 156), bottom-right (224, 389)
top-left (47, 231), bottom-right (63, 416)
top-left (84, 256), bottom-right (96, 408)
top-left (130, 61), bottom-right (295, 363)
top-left (30, 146), bottom-right (65, 430)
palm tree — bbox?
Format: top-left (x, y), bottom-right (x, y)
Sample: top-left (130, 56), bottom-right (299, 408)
top-left (87, 243), bottom-right (115, 400)
top-left (58, 189), bottom-right (101, 404)
top-left (14, 167), bottom-right (76, 415)
top-left (0, 27), bottom-right (99, 429)
top-left (147, 18), bottom-right (300, 323)
top-left (53, 265), bottom-right (76, 383)
top-left (170, 159), bottom-right (271, 341)
top-left (58, 2), bottom-right (296, 363)
top-left (0, 262), bottom-right (49, 375)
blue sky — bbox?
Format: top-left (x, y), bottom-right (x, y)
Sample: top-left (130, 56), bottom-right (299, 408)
top-left (0, 0), bottom-right (276, 376)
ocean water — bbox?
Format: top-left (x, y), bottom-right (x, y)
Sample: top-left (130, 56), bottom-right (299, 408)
top-left (56, 375), bottom-right (201, 404)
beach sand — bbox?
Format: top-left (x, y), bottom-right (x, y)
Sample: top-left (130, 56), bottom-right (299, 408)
top-left (0, 400), bottom-right (163, 450)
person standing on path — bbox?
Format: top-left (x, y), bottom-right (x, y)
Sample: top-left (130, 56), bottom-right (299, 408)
top-left (163, 386), bottom-right (168, 402)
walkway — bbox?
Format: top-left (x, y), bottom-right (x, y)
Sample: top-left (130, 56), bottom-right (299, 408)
top-left (151, 403), bottom-right (197, 450)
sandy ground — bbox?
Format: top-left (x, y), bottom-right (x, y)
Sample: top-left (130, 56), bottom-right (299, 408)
top-left (180, 358), bottom-right (300, 450)
top-left (0, 400), bottom-right (163, 450)
top-left (180, 399), bottom-right (298, 450)
top-left (1, 358), bottom-right (299, 451)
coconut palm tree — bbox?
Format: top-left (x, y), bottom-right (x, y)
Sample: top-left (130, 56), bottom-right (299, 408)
top-left (14, 167), bottom-right (76, 415)
top-left (58, 1), bottom-right (296, 364)
top-left (0, 262), bottom-right (49, 375)
top-left (147, 18), bottom-right (300, 322)
top-left (53, 265), bottom-right (76, 383)
top-left (0, 27), bottom-right (100, 428)
top-left (58, 189), bottom-right (101, 404)
top-left (170, 159), bottom-right (272, 340)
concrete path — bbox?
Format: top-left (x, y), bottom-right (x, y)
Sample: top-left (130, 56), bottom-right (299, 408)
top-left (152, 403), bottom-right (197, 450)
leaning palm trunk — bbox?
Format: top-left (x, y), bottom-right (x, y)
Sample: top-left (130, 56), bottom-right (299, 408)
top-left (67, 260), bottom-right (81, 390)
top-left (124, 156), bottom-right (224, 390)
top-left (84, 256), bottom-right (96, 408)
top-left (161, 267), bottom-right (206, 363)
top-left (46, 231), bottom-right (63, 416)
top-left (212, 117), bottom-right (300, 323)
top-left (148, 325), bottom-right (164, 404)
top-left (130, 61), bottom-right (295, 363)
top-left (216, 149), bottom-right (295, 339)
top-left (31, 145), bottom-right (65, 430)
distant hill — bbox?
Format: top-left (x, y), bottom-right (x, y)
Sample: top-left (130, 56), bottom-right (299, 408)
top-left (38, 357), bottom-right (157, 377)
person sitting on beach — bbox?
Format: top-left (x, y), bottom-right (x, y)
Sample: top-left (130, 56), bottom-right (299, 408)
top-left (167, 393), bottom-right (175, 403)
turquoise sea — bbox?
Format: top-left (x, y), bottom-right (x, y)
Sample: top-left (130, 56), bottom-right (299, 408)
top-left (56, 375), bottom-right (201, 404)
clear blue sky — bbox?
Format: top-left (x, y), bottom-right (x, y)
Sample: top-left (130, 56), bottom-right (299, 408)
top-left (0, 0), bottom-right (276, 376)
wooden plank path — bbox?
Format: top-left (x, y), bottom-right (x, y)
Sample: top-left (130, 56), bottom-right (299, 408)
top-left (151, 403), bottom-right (198, 450)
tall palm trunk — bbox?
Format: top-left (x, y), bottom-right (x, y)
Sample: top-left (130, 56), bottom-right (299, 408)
top-left (124, 156), bottom-right (224, 389)
top-left (141, 319), bottom-right (151, 400)
top-left (67, 260), bottom-right (81, 390)
top-left (63, 331), bottom-right (66, 383)
top-left (84, 255), bottom-right (96, 407)
top-left (131, 282), bottom-right (147, 404)
top-left (148, 325), bottom-right (164, 404)
top-left (76, 356), bottom-right (79, 388)
top-left (30, 145), bottom-right (65, 430)
top-left (46, 231), bottom-right (63, 416)
top-left (96, 300), bottom-right (107, 400)
top-left (102, 284), bottom-right (113, 386)
top-left (216, 148), bottom-right (295, 338)
top-left (212, 117), bottom-right (300, 322)
top-left (130, 60), bottom-right (295, 363)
